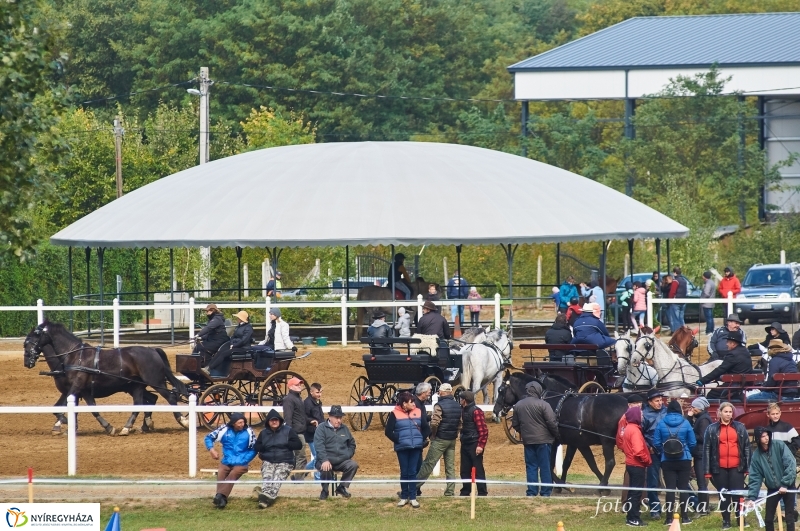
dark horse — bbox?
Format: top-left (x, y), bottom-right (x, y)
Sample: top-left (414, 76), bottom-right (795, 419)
top-left (24, 321), bottom-right (189, 436)
top-left (353, 277), bottom-right (439, 340)
top-left (493, 371), bottom-right (628, 494)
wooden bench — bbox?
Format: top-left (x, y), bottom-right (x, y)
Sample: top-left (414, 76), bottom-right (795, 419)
top-left (719, 373), bottom-right (765, 384)
top-left (359, 337), bottom-right (422, 356)
top-left (519, 343), bottom-right (600, 363)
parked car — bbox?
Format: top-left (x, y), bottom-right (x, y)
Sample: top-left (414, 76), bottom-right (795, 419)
top-left (613, 272), bottom-right (701, 324)
top-left (734, 263), bottom-right (800, 324)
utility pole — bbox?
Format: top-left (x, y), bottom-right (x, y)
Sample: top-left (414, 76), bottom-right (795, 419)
top-left (113, 116), bottom-right (124, 198)
top-left (189, 67), bottom-right (213, 296)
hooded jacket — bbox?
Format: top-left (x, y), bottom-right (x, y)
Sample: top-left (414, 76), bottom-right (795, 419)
top-left (622, 408), bottom-right (652, 468)
top-left (313, 419), bottom-right (356, 466)
top-left (282, 389), bottom-right (308, 436)
top-left (747, 427), bottom-right (797, 500)
top-left (718, 275), bottom-right (742, 298)
top-left (204, 414), bottom-right (257, 467)
top-left (511, 381), bottom-right (559, 445)
top-left (633, 287), bottom-right (647, 312)
top-left (367, 320), bottom-right (393, 339)
top-left (558, 282), bottom-right (579, 309)
top-left (758, 330), bottom-right (792, 349)
top-left (255, 410), bottom-right (303, 464)
top-left (544, 321), bottom-right (572, 357)
top-left (653, 410), bottom-right (696, 461)
top-left (764, 350), bottom-right (798, 394)
top-left (690, 410), bottom-right (712, 459)
top-left (385, 403), bottom-right (430, 451)
top-left (703, 420), bottom-right (750, 474)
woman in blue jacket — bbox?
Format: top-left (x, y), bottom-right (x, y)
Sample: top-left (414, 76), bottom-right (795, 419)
top-left (653, 400), bottom-right (697, 525)
top-left (204, 412), bottom-right (257, 509)
top-left (385, 391), bottom-right (430, 508)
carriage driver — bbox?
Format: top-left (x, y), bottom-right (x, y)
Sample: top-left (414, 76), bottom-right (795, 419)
top-left (205, 311), bottom-right (253, 377)
top-left (418, 300), bottom-right (451, 341)
top-left (195, 304), bottom-right (230, 365)
top-left (696, 329), bottom-right (753, 400)
top-left (570, 302), bottom-right (615, 364)
top-left (388, 253), bottom-right (413, 300)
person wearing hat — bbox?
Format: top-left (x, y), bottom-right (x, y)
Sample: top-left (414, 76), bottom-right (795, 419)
top-left (749, 322), bottom-right (792, 354)
top-left (641, 389), bottom-right (667, 519)
top-left (570, 302), bottom-right (615, 364)
top-left (718, 266), bottom-right (742, 299)
top-left (204, 412), bottom-right (257, 509)
top-left (697, 329), bottom-right (754, 400)
top-left (388, 253), bottom-right (413, 301)
top-left (700, 271), bottom-right (717, 335)
top-left (447, 270), bottom-right (470, 326)
top-left (746, 427), bottom-right (797, 531)
top-left (254, 409), bottom-right (303, 508)
top-left (194, 304), bottom-right (230, 364)
top-left (686, 396), bottom-right (712, 515)
top-left (748, 340), bottom-right (799, 402)
top-left (416, 383), bottom-right (460, 497)
top-left (313, 405), bottom-right (358, 500)
top-left (564, 296), bottom-right (583, 328)
top-left (265, 271), bottom-right (282, 299)
top-left (282, 376), bottom-right (309, 480)
top-left (511, 380), bottom-right (559, 497)
top-left (367, 310), bottom-right (394, 354)
top-left (418, 300), bottom-right (451, 340)
top-left (205, 311), bottom-right (253, 376)
top-left (707, 313), bottom-right (748, 361)
top-left (458, 390), bottom-right (488, 497)
top-left (258, 307), bottom-right (294, 351)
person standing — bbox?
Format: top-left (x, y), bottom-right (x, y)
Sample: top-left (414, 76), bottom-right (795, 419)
top-left (446, 270), bottom-right (469, 325)
top-left (631, 281), bottom-right (647, 331)
top-left (685, 397), bottom-right (713, 516)
top-left (646, 273), bottom-right (661, 330)
top-left (395, 307), bottom-right (412, 337)
top-left (558, 276), bottom-right (579, 313)
top-left (703, 402), bottom-right (750, 529)
top-left (653, 401), bottom-right (696, 525)
top-left (314, 405), bottom-right (359, 500)
top-left (621, 407), bottom-right (652, 527)
top-left (700, 271), bottom-right (717, 335)
top-left (426, 283), bottom-right (441, 302)
top-left (467, 287), bottom-right (482, 327)
top-left (304, 383), bottom-right (324, 480)
top-left (255, 409), bottom-right (303, 508)
top-left (386, 391), bottom-right (430, 508)
top-left (746, 427), bottom-right (797, 531)
top-left (718, 267), bottom-right (742, 299)
top-left (416, 383), bottom-right (460, 497)
top-left (565, 297), bottom-right (583, 328)
top-left (766, 402), bottom-right (800, 457)
top-left (458, 390), bottom-right (489, 497)
top-left (580, 281), bottom-right (605, 319)
top-left (282, 377), bottom-right (309, 480)
top-left (512, 380), bottom-right (559, 497)
top-left (707, 314), bottom-right (747, 361)
top-left (641, 389), bottom-right (667, 519)
top-left (616, 394), bottom-right (644, 451)
top-left (670, 267), bottom-right (688, 330)
top-left (204, 412), bottom-right (257, 509)
top-left (266, 271), bottom-right (283, 298)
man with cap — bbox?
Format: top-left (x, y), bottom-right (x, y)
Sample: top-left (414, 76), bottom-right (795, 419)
top-left (512, 380), bottom-right (559, 497)
top-left (686, 396), bottom-right (712, 515)
top-left (718, 266), bottom-right (742, 299)
top-left (313, 405), bottom-right (358, 500)
top-left (697, 329), bottom-right (754, 399)
top-left (205, 311), bottom-right (253, 377)
top-left (640, 389), bottom-right (667, 519)
top-left (204, 412), bottom-right (257, 509)
top-left (282, 376), bottom-right (309, 480)
top-left (259, 307), bottom-right (294, 351)
top-left (416, 383), bottom-right (460, 496)
top-left (266, 271), bottom-right (282, 298)
top-left (749, 340), bottom-right (799, 402)
top-left (194, 304), bottom-right (230, 364)
top-left (707, 314), bottom-right (747, 361)
top-left (458, 390), bottom-right (489, 496)
top-left (418, 300), bottom-right (451, 340)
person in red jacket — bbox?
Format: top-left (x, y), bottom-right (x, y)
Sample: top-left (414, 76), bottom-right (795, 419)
top-left (616, 394), bottom-right (644, 450)
top-left (718, 267), bottom-right (742, 299)
top-left (622, 407), bottom-right (653, 527)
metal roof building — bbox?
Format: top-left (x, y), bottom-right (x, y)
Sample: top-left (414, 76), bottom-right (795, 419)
top-left (508, 12), bottom-right (800, 214)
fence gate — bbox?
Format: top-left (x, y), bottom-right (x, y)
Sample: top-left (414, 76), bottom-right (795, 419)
top-left (560, 252), bottom-right (598, 284)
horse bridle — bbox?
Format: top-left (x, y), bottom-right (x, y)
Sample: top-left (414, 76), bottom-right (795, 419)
top-left (633, 335), bottom-right (700, 390)
top-left (25, 324), bottom-right (85, 367)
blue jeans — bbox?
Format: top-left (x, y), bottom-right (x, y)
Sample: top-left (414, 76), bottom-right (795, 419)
top-left (646, 458), bottom-right (662, 514)
top-left (451, 302), bottom-right (465, 324)
top-left (397, 449), bottom-right (422, 501)
top-left (524, 444), bottom-right (552, 496)
top-left (305, 440), bottom-right (321, 480)
top-left (748, 391), bottom-right (778, 401)
top-left (666, 305), bottom-right (679, 330)
top-left (676, 303), bottom-right (686, 328)
top-left (394, 281), bottom-right (411, 300)
top-left (703, 307), bottom-right (714, 334)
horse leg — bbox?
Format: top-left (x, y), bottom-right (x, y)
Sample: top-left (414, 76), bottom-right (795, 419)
top-left (141, 391), bottom-right (157, 433)
top-left (576, 445), bottom-right (608, 494)
top-left (553, 445), bottom-right (577, 494)
top-left (119, 386), bottom-right (145, 436)
top-left (156, 385), bottom-right (189, 428)
top-left (51, 392), bottom-right (69, 435)
top-left (490, 373), bottom-right (503, 422)
top-left (82, 394), bottom-right (115, 436)
top-left (598, 440), bottom-right (617, 495)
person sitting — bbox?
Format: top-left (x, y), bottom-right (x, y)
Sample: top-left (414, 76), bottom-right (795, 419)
top-left (255, 409), bottom-right (303, 508)
top-left (206, 311), bottom-right (253, 377)
top-left (314, 405), bottom-right (359, 500)
top-left (707, 314), bottom-right (748, 361)
top-left (748, 322), bottom-right (791, 355)
top-left (395, 307), bottom-right (412, 337)
top-left (258, 308), bottom-right (294, 351)
top-left (388, 253), bottom-right (413, 300)
top-left (417, 300), bottom-right (451, 340)
top-left (748, 340), bottom-right (799, 401)
top-left (696, 330), bottom-right (754, 400)
top-left (194, 304), bottom-right (230, 365)
top-left (570, 303), bottom-right (614, 365)
top-left (545, 314), bottom-right (572, 361)
top-left (204, 412), bottom-right (257, 509)
top-left (564, 296), bottom-right (582, 328)
top-left (367, 310), bottom-right (394, 355)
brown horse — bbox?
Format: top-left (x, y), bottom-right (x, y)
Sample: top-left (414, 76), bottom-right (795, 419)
top-left (353, 278), bottom-right (438, 340)
top-left (667, 325), bottom-right (700, 361)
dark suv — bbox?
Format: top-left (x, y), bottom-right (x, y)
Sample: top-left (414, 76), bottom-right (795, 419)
top-left (734, 263), bottom-right (800, 324)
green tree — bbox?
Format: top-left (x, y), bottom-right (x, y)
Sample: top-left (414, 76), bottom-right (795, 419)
top-left (240, 106), bottom-right (315, 150)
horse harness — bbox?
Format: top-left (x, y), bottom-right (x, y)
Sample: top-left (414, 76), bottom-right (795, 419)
top-left (636, 336), bottom-right (701, 392)
top-left (617, 338), bottom-right (655, 391)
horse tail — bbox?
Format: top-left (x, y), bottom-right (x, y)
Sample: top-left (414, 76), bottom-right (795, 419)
top-left (461, 347), bottom-right (473, 391)
top-left (156, 348), bottom-right (187, 396)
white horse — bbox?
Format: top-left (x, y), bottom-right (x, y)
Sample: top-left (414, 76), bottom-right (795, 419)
top-left (614, 334), bottom-right (658, 391)
top-left (630, 333), bottom-right (723, 398)
top-left (460, 328), bottom-right (512, 409)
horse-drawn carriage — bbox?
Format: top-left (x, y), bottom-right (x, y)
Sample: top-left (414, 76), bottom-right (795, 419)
top-left (518, 342), bottom-right (620, 394)
top-left (176, 345), bottom-right (311, 430)
top-left (346, 336), bottom-right (465, 431)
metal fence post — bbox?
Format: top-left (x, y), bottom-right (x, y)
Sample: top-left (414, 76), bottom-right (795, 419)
top-left (646, 291), bottom-right (653, 328)
top-left (727, 291), bottom-right (734, 316)
top-left (113, 298), bottom-right (120, 348)
top-left (67, 395), bottom-right (77, 476)
top-left (341, 295), bottom-right (348, 346)
top-left (265, 297), bottom-right (271, 336)
top-left (188, 394), bottom-right (197, 478)
top-left (188, 297), bottom-right (195, 341)
top-left (417, 294), bottom-right (424, 323)
top-left (37, 299), bottom-right (44, 325)
top-left (494, 293), bottom-right (501, 329)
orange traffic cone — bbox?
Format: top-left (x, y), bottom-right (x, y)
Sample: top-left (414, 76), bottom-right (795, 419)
top-left (454, 313), bottom-right (462, 339)
top-left (668, 513), bottom-right (681, 531)
top-left (556, 522), bottom-right (565, 531)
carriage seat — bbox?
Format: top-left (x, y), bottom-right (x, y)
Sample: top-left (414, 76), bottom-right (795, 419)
top-left (362, 353), bottom-right (433, 364)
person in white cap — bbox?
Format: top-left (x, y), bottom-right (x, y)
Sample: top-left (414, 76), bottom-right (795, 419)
top-left (395, 307), bottom-right (412, 337)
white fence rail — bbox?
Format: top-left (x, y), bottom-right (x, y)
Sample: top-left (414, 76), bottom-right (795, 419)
top-left (0, 396), bottom-right (495, 477)
top-left (1, 294), bottom-right (504, 347)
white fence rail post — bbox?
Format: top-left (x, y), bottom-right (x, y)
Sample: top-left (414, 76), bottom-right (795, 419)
top-left (341, 295), bottom-right (348, 347)
top-left (188, 394), bottom-right (197, 478)
top-left (494, 293), bottom-right (501, 330)
top-left (67, 395), bottom-right (77, 476)
top-left (265, 297), bottom-right (271, 336)
top-left (417, 294), bottom-right (424, 322)
top-left (112, 298), bottom-right (120, 348)
top-left (188, 297), bottom-right (195, 341)
top-left (646, 291), bottom-right (653, 328)
top-left (37, 299), bottom-right (44, 325)
top-left (727, 291), bottom-right (734, 316)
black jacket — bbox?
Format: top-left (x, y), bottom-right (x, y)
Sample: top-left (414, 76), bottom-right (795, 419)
top-left (418, 311), bottom-right (451, 339)
top-left (699, 345), bottom-right (753, 384)
top-left (432, 396), bottom-right (461, 441)
top-left (689, 411), bottom-right (712, 459)
top-left (511, 381), bottom-right (559, 445)
top-left (255, 410), bottom-right (303, 464)
top-left (413, 395), bottom-right (430, 423)
top-left (545, 322), bottom-right (572, 358)
top-left (304, 396), bottom-right (324, 440)
top-left (764, 351), bottom-right (798, 394)
top-left (793, 329), bottom-right (800, 351)
top-left (757, 331), bottom-right (791, 348)
top-left (367, 321), bottom-right (393, 338)
top-left (282, 390), bottom-right (308, 436)
top-left (703, 420), bottom-right (750, 474)
top-left (198, 312), bottom-right (229, 349)
top-left (230, 322), bottom-right (253, 349)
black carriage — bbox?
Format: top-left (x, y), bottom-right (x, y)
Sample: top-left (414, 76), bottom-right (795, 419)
top-left (519, 343), bottom-right (620, 394)
top-left (176, 345), bottom-right (311, 430)
top-left (347, 337), bottom-right (464, 431)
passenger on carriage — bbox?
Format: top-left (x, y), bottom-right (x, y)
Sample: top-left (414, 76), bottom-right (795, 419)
top-left (194, 304), bottom-right (230, 364)
top-left (367, 311), bottom-right (394, 355)
top-left (747, 340), bottom-right (798, 401)
top-left (748, 322), bottom-right (791, 355)
top-left (206, 311), bottom-right (254, 376)
top-left (707, 314), bottom-right (747, 361)
top-left (696, 330), bottom-right (754, 399)
top-left (388, 253), bottom-right (413, 300)
top-left (258, 308), bottom-right (294, 350)
top-left (570, 303), bottom-right (615, 363)
top-left (417, 300), bottom-right (451, 340)
top-left (544, 314), bottom-right (572, 361)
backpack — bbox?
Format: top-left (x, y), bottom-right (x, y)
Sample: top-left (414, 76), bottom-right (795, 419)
top-left (663, 426), bottom-right (685, 458)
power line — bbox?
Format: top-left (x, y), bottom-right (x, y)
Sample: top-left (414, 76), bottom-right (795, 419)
top-left (78, 80), bottom-right (195, 105)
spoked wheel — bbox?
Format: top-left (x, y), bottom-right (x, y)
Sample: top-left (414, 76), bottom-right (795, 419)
top-left (378, 384), bottom-right (398, 427)
top-left (502, 408), bottom-right (522, 445)
top-left (232, 379), bottom-right (264, 427)
top-left (451, 384), bottom-right (465, 402)
top-left (424, 375), bottom-right (442, 404)
top-left (259, 370), bottom-right (310, 408)
top-left (198, 384), bottom-right (245, 431)
top-left (578, 381), bottom-right (606, 394)
top-left (347, 376), bottom-right (375, 431)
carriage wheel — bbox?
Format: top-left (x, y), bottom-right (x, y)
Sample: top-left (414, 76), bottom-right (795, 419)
top-left (198, 384), bottom-right (245, 431)
top-left (502, 408), bottom-right (523, 445)
top-left (451, 384), bottom-right (465, 402)
top-left (378, 384), bottom-right (398, 427)
top-left (233, 379), bottom-right (265, 427)
top-left (347, 376), bottom-right (374, 431)
top-left (259, 370), bottom-right (310, 408)
top-left (578, 381), bottom-right (606, 394)
top-left (424, 376), bottom-right (442, 404)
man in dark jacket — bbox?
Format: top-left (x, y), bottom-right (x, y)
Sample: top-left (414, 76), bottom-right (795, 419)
top-left (707, 314), bottom-right (747, 361)
top-left (571, 304), bottom-right (615, 365)
top-left (367, 311), bottom-right (394, 354)
top-left (512, 380), bottom-right (559, 497)
top-left (545, 314), bottom-right (572, 361)
top-left (749, 340), bottom-right (799, 401)
top-left (746, 427), bottom-right (797, 531)
top-left (686, 397), bottom-right (713, 515)
top-left (418, 300), bottom-right (451, 340)
top-left (416, 383), bottom-right (461, 496)
top-left (304, 383), bottom-right (324, 479)
top-left (255, 409), bottom-right (303, 508)
top-left (459, 390), bottom-right (489, 497)
top-left (446, 270), bottom-right (470, 325)
top-left (697, 330), bottom-right (754, 399)
top-left (314, 405), bottom-right (358, 499)
top-left (206, 311), bottom-right (253, 376)
top-left (641, 389), bottom-right (667, 519)
top-left (282, 377), bottom-right (309, 480)
top-left (195, 304), bottom-right (230, 363)
top-left (766, 402), bottom-right (800, 460)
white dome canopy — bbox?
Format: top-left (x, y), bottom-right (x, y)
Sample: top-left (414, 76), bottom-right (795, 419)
top-left (50, 142), bottom-right (687, 248)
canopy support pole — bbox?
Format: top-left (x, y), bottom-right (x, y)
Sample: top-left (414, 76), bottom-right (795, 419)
top-left (145, 249), bottom-right (150, 335)
top-left (390, 244), bottom-right (396, 322)
top-left (600, 241), bottom-right (607, 323)
top-left (68, 247), bottom-right (74, 332)
top-left (85, 247), bottom-right (91, 338)
top-left (556, 243), bottom-right (561, 287)
top-left (345, 246), bottom-right (350, 328)
top-left (627, 239), bottom-right (635, 284)
top-left (757, 95), bottom-right (766, 222)
top-left (236, 246), bottom-right (243, 302)
top-left (666, 240), bottom-right (671, 275)
top-left (170, 248), bottom-right (175, 346)
top-left (520, 101), bottom-right (529, 158)
top-left (98, 247), bottom-right (105, 346)
top-left (655, 239), bottom-right (661, 278)
top-left (502, 243), bottom-right (518, 337)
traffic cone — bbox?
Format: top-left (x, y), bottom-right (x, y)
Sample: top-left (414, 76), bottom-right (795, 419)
top-left (556, 521), bottom-right (565, 531)
top-left (454, 313), bottom-right (462, 338)
top-left (668, 513), bottom-right (681, 531)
